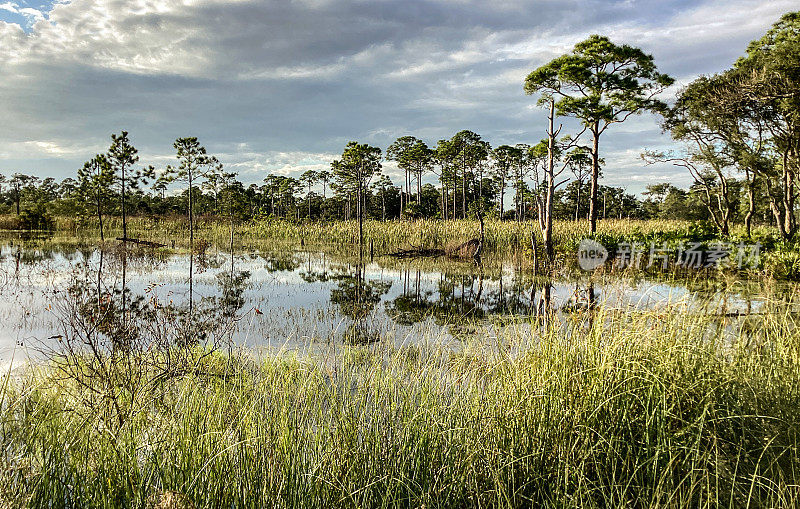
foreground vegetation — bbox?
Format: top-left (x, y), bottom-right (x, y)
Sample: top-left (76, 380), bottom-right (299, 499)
top-left (2, 302), bottom-right (800, 507)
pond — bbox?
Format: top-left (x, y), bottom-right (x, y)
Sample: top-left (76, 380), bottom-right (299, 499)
top-left (0, 238), bottom-right (790, 372)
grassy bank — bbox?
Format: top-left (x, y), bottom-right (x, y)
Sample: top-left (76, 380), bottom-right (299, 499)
top-left (3, 305), bottom-right (800, 507)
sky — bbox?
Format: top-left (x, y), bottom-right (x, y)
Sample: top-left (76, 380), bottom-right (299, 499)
top-left (0, 0), bottom-right (796, 195)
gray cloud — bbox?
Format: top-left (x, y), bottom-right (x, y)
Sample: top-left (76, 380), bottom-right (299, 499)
top-left (0, 0), bottom-right (795, 193)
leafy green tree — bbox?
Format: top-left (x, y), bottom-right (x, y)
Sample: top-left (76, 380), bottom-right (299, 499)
top-left (727, 12), bottom-right (800, 239)
top-left (332, 142), bottom-right (382, 249)
top-left (9, 173), bottom-right (33, 216)
top-left (165, 137), bottom-right (220, 315)
top-left (525, 35), bottom-right (674, 233)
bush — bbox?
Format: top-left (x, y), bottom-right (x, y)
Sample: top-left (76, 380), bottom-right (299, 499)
top-left (19, 204), bottom-right (54, 230)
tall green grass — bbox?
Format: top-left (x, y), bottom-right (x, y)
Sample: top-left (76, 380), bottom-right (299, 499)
top-left (3, 305), bottom-right (800, 507)
top-left (47, 215), bottom-right (700, 253)
top-left (2, 214), bottom-right (782, 257)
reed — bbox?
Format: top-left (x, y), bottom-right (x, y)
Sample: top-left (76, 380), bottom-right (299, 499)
top-left (1, 214), bottom-right (781, 256)
top-left (3, 304), bottom-right (800, 507)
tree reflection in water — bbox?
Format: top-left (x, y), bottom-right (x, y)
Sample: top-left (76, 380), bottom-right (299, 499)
top-left (330, 263), bottom-right (392, 344)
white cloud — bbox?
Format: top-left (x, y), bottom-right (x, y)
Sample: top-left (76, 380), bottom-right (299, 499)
top-left (0, 0), bottom-right (794, 193)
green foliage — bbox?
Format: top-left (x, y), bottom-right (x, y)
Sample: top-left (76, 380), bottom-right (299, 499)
top-left (18, 203), bottom-right (54, 230)
top-left (524, 34), bottom-right (674, 125)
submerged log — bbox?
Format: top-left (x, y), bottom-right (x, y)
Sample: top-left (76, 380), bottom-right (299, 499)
top-left (116, 237), bottom-right (166, 248)
top-left (388, 215), bottom-right (484, 261)
top-left (447, 239), bottom-right (481, 259)
top-left (386, 245), bottom-right (446, 259)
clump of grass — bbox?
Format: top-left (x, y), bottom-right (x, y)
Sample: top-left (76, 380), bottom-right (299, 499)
top-left (3, 305), bottom-right (800, 507)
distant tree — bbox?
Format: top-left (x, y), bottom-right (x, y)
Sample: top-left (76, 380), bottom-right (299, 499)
top-left (643, 146), bottom-right (734, 235)
top-left (525, 35), bottom-right (674, 233)
top-left (77, 154), bottom-right (114, 241)
top-left (299, 170), bottom-right (319, 219)
top-left (107, 131), bottom-right (142, 240)
top-left (332, 142), bottom-right (382, 250)
top-left (433, 139), bottom-right (457, 220)
top-left (566, 146), bottom-right (593, 221)
top-left (510, 144), bottom-right (534, 221)
top-left (492, 145), bottom-right (523, 218)
top-left (451, 130), bottom-right (487, 218)
top-left (9, 173), bottom-right (33, 215)
top-left (316, 170), bottom-right (333, 219)
top-left (317, 170), bottom-right (332, 200)
top-left (202, 161), bottom-right (235, 215)
top-left (387, 136), bottom-right (432, 218)
top-left (371, 174), bottom-right (394, 220)
top-left (59, 178), bottom-right (78, 199)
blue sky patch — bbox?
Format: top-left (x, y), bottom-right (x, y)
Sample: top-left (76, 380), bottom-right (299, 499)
top-left (0, 0), bottom-right (55, 31)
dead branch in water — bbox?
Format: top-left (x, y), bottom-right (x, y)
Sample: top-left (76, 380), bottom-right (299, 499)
top-left (116, 237), bottom-right (167, 248)
top-left (386, 239), bottom-right (482, 260)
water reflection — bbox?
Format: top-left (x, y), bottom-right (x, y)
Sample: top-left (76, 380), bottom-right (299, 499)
top-left (0, 240), bottom-right (795, 370)
top-left (330, 264), bottom-right (392, 344)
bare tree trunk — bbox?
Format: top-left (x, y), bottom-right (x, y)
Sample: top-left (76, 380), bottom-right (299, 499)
top-left (188, 168), bottom-right (194, 317)
top-left (461, 164), bottom-right (466, 218)
top-left (498, 174), bottom-right (505, 219)
top-left (543, 100), bottom-right (556, 261)
top-left (589, 123), bottom-right (599, 234)
top-left (440, 178), bottom-right (446, 220)
top-left (121, 164), bottom-right (127, 240)
top-left (745, 171), bottom-right (755, 238)
top-left (453, 178), bottom-right (457, 219)
top-left (97, 187), bottom-right (104, 242)
top-left (400, 169), bottom-right (405, 220)
top-left (357, 180), bottom-right (363, 251)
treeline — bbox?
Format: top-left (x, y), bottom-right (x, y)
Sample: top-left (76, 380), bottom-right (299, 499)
top-left (0, 165), bottom-right (767, 226)
top-left (0, 158), bottom-right (719, 226)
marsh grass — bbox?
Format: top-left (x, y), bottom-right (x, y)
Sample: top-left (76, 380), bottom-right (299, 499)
top-left (45, 215), bottom-right (701, 254)
top-left (3, 304), bottom-right (800, 507)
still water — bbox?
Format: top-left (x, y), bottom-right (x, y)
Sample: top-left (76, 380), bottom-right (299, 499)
top-left (0, 240), bottom-right (782, 371)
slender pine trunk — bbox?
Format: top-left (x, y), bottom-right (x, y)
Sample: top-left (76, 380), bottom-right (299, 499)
top-left (589, 123), bottom-right (600, 234)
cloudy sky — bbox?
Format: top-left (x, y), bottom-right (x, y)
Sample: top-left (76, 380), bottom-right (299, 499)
top-left (0, 0), bottom-right (796, 194)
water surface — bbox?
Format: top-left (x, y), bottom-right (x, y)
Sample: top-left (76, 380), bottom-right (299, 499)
top-left (0, 239), bottom-right (788, 371)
